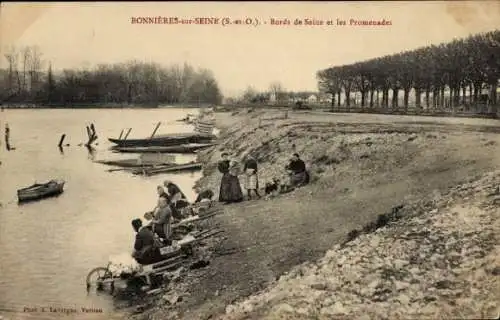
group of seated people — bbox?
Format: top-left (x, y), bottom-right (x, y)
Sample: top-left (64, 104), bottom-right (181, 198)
top-left (131, 180), bottom-right (214, 265)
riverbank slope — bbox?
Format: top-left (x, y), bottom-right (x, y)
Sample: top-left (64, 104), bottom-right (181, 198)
top-left (132, 109), bottom-right (500, 320)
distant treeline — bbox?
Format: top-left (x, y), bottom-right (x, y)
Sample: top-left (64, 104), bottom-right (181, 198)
top-left (317, 30), bottom-right (500, 114)
top-left (1, 46), bottom-right (223, 106)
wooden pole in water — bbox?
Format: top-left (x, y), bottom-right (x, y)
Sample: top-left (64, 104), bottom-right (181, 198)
top-left (5, 123), bottom-right (11, 151)
top-left (86, 125), bottom-right (92, 141)
top-left (150, 122), bottom-right (161, 139)
top-left (58, 134), bottom-right (66, 147)
top-left (85, 124), bottom-right (98, 147)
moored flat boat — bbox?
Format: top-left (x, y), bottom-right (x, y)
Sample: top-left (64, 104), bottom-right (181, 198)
top-left (94, 159), bottom-right (168, 168)
top-left (108, 133), bottom-right (216, 147)
top-left (130, 162), bottom-right (202, 176)
top-left (111, 143), bottom-right (215, 154)
top-left (17, 179), bottom-right (65, 203)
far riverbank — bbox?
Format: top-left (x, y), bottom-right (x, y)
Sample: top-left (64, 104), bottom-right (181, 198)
top-left (0, 103), bottom-right (216, 109)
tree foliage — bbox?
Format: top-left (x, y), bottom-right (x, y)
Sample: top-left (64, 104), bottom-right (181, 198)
top-left (317, 30), bottom-right (500, 114)
top-left (1, 46), bottom-right (223, 106)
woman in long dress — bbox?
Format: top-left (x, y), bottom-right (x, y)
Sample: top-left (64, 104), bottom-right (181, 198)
top-left (218, 153), bottom-right (243, 203)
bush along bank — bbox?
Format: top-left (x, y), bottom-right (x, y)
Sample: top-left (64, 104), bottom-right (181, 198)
top-left (221, 170), bottom-right (500, 320)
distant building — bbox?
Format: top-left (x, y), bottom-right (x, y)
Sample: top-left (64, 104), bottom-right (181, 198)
top-left (269, 92), bottom-right (277, 103)
top-left (306, 94), bottom-right (318, 104)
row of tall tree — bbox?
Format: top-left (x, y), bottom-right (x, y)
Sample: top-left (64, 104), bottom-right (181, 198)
top-left (317, 30), bottom-right (500, 114)
top-left (1, 45), bottom-right (223, 106)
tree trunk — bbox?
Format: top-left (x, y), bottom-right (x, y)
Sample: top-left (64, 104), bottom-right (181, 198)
top-left (462, 85), bottom-right (467, 106)
top-left (361, 90), bottom-right (366, 109)
top-left (369, 89), bottom-right (374, 109)
top-left (382, 89), bottom-right (389, 109)
top-left (454, 86), bottom-right (460, 108)
top-left (392, 88), bottom-right (399, 110)
top-left (449, 87), bottom-right (454, 109)
top-left (330, 93), bottom-right (335, 108)
top-left (432, 89), bottom-right (438, 110)
top-left (490, 81), bottom-right (498, 114)
top-left (403, 88), bottom-right (410, 113)
top-left (337, 91), bottom-right (341, 107)
top-left (425, 89), bottom-right (430, 110)
top-left (376, 90), bottom-right (380, 108)
top-left (490, 82), bottom-right (497, 106)
top-left (345, 91), bottom-right (351, 109)
top-left (468, 83), bottom-right (473, 109)
top-left (472, 81), bottom-right (482, 112)
top-left (440, 87), bottom-right (445, 109)
top-left (384, 88), bottom-right (390, 109)
top-left (415, 88), bottom-right (422, 111)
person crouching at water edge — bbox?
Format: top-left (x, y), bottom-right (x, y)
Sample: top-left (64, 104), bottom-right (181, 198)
top-left (131, 218), bottom-right (163, 265)
top-left (164, 180), bottom-right (189, 220)
top-left (244, 154), bottom-right (261, 200)
top-left (218, 153), bottom-right (243, 204)
top-left (151, 197), bottom-right (173, 245)
top-left (285, 153), bottom-right (310, 188)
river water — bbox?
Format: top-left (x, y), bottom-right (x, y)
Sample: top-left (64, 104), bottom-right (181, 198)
top-left (0, 108), bottom-right (205, 319)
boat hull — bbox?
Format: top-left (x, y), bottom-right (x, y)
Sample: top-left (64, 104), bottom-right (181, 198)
top-left (108, 133), bottom-right (216, 147)
top-left (111, 143), bottom-right (215, 154)
top-left (131, 162), bottom-right (202, 176)
top-left (17, 180), bottom-right (65, 203)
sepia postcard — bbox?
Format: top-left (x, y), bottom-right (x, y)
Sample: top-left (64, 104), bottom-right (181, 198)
top-left (0, 1), bottom-right (499, 320)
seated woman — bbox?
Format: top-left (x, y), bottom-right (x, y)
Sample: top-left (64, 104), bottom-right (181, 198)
top-left (285, 153), bottom-right (309, 188)
top-left (151, 197), bottom-right (173, 245)
top-left (131, 218), bottom-right (163, 265)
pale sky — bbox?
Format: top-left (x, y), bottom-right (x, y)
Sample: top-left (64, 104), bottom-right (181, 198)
top-left (1, 1), bottom-right (499, 97)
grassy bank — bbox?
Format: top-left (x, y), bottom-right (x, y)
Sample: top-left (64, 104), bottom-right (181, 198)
top-left (132, 108), bottom-right (500, 320)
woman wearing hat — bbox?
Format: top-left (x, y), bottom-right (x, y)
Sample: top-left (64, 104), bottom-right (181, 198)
top-left (218, 153), bottom-right (243, 204)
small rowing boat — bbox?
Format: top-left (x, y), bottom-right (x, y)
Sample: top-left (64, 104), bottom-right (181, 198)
top-left (17, 179), bottom-right (65, 203)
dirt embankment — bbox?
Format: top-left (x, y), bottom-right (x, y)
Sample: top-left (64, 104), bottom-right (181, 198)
top-left (221, 171), bottom-right (500, 320)
top-left (134, 109), bottom-right (500, 320)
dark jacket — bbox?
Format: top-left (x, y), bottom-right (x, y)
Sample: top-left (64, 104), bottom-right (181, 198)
top-left (244, 158), bottom-right (258, 172)
top-left (217, 160), bottom-right (230, 174)
top-left (134, 227), bottom-right (156, 254)
top-left (286, 159), bottom-right (306, 174)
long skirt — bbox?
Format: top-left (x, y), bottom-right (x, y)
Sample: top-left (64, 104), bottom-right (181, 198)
top-left (219, 173), bottom-right (243, 202)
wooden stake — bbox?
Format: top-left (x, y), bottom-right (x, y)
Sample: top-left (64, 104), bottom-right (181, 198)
top-left (58, 134), bottom-right (66, 147)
